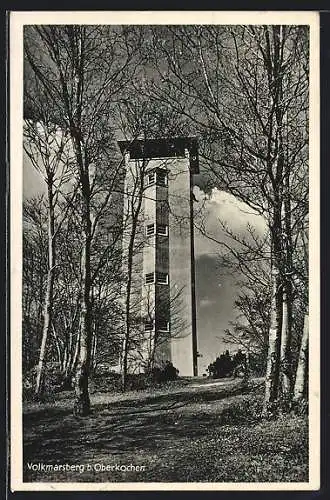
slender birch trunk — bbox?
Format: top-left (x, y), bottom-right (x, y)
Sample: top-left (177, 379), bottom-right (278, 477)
top-left (263, 197), bottom-right (283, 415)
top-left (279, 141), bottom-right (293, 397)
top-left (35, 180), bottom-right (55, 395)
top-left (62, 345), bottom-right (68, 374)
top-left (280, 282), bottom-right (293, 397)
top-left (91, 325), bottom-right (98, 374)
top-left (72, 329), bottom-right (81, 372)
top-left (51, 323), bottom-right (63, 370)
top-left (262, 265), bottom-right (282, 415)
top-left (293, 313), bottom-right (309, 401)
top-left (64, 328), bottom-right (80, 387)
top-left (149, 330), bottom-right (157, 372)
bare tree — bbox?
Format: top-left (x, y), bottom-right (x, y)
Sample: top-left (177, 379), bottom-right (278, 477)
top-left (24, 24), bottom-right (142, 414)
top-left (23, 100), bottom-right (75, 393)
top-left (23, 197), bottom-right (48, 374)
top-left (143, 25), bottom-right (309, 412)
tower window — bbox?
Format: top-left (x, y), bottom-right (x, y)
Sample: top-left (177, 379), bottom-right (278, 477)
top-left (147, 172), bottom-right (156, 186)
top-left (145, 272), bottom-right (155, 284)
top-left (157, 224), bottom-right (168, 236)
top-left (144, 321), bottom-right (154, 331)
top-left (156, 170), bottom-right (167, 186)
top-left (157, 320), bottom-right (169, 332)
top-left (156, 272), bottom-right (168, 285)
top-left (146, 223), bottom-right (155, 236)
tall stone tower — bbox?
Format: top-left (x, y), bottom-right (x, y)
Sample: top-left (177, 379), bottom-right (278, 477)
top-left (119, 137), bottom-right (199, 376)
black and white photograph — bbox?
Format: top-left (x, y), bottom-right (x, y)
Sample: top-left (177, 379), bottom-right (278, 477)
top-left (10, 11), bottom-right (320, 491)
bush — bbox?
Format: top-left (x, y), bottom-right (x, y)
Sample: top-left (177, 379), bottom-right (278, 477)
top-left (160, 360), bottom-right (179, 382)
top-left (207, 350), bottom-right (235, 379)
top-left (207, 349), bottom-right (265, 379)
top-left (248, 352), bottom-right (266, 376)
top-left (124, 361), bottom-right (179, 391)
top-left (147, 360), bottom-right (179, 383)
top-left (126, 373), bottom-right (149, 391)
top-left (23, 360), bottom-right (181, 397)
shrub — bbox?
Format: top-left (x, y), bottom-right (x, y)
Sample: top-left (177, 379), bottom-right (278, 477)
top-left (207, 350), bottom-right (235, 379)
top-left (207, 349), bottom-right (265, 379)
top-left (160, 360), bottom-right (179, 382)
top-left (125, 361), bottom-right (180, 391)
top-left (23, 360), bottom-right (181, 397)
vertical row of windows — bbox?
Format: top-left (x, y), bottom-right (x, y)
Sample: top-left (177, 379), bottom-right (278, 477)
top-left (144, 168), bottom-right (169, 332)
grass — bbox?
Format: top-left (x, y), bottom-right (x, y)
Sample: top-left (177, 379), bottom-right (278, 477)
top-left (23, 377), bottom-right (308, 483)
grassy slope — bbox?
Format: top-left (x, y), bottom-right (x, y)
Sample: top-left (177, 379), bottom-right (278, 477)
top-left (23, 378), bottom-right (308, 483)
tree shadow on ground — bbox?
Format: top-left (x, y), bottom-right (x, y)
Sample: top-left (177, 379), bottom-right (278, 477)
top-left (23, 380), bottom-right (254, 465)
top-left (22, 379), bottom-right (308, 484)
top-left (94, 380), bottom-right (252, 413)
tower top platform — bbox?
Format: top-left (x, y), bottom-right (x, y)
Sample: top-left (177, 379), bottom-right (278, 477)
top-left (118, 137), bottom-right (199, 174)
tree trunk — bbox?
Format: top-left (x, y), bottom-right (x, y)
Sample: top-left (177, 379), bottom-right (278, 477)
top-left (71, 329), bottom-right (81, 373)
top-left (91, 326), bottom-right (98, 374)
top-left (293, 313), bottom-right (309, 401)
top-left (149, 330), bottom-right (157, 372)
top-left (74, 170), bottom-right (92, 416)
top-left (122, 233), bottom-right (135, 391)
top-left (262, 203), bottom-right (283, 415)
top-left (279, 151), bottom-right (294, 397)
top-left (122, 211), bottom-right (143, 390)
top-left (279, 282), bottom-right (293, 397)
top-left (51, 323), bottom-right (63, 370)
top-left (63, 329), bottom-right (80, 389)
top-left (122, 161), bottom-right (145, 391)
top-left (262, 265), bottom-right (282, 415)
top-left (243, 349), bottom-right (251, 383)
top-left (35, 181), bottom-right (55, 395)
top-left (262, 107), bottom-right (285, 414)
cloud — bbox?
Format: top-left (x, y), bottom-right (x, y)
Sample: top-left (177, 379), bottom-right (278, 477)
top-left (193, 186), bottom-right (267, 257)
top-left (192, 187), bottom-right (268, 373)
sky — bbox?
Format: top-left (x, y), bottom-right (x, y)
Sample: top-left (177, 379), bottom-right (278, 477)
top-left (192, 185), bottom-right (267, 373)
top-left (23, 151), bottom-right (267, 375)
